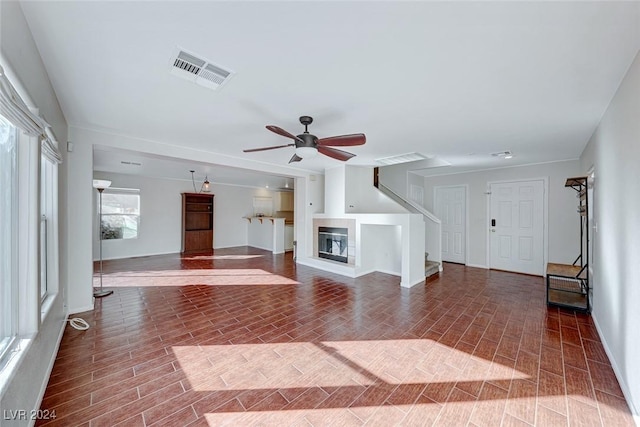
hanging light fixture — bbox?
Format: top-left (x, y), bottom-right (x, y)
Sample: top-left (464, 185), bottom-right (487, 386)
top-left (93, 179), bottom-right (113, 298)
top-left (190, 170), bottom-right (211, 193)
top-left (201, 175), bottom-right (211, 193)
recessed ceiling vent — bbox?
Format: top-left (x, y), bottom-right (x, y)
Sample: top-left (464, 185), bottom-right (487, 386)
top-left (169, 48), bottom-right (234, 90)
top-left (376, 152), bottom-right (427, 166)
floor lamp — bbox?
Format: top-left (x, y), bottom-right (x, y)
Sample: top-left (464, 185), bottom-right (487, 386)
top-left (93, 179), bottom-right (113, 298)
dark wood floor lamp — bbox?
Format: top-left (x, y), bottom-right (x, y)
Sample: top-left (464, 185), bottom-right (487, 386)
top-left (93, 179), bottom-right (113, 298)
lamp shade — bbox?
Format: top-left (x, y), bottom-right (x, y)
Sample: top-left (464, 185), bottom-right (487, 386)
top-left (93, 179), bottom-right (112, 189)
top-left (295, 146), bottom-right (318, 158)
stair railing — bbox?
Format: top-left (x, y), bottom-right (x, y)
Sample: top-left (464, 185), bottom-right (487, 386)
top-left (375, 179), bottom-right (442, 269)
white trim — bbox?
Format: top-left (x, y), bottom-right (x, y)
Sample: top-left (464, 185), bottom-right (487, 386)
top-left (592, 313), bottom-right (639, 420)
top-left (401, 276), bottom-right (426, 288)
top-left (418, 158), bottom-right (580, 178)
top-left (486, 177), bottom-right (548, 275)
top-left (68, 304), bottom-right (94, 315)
top-left (95, 250), bottom-right (179, 262)
top-left (466, 263), bottom-right (489, 269)
top-left (375, 268), bottom-right (402, 277)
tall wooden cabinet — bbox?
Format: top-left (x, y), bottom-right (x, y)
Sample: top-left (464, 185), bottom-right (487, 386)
top-left (181, 193), bottom-right (214, 253)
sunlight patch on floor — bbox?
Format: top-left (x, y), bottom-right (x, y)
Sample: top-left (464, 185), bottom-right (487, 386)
top-left (202, 405), bottom-right (415, 426)
top-left (94, 269), bottom-right (300, 286)
top-left (172, 339), bottom-right (527, 393)
top-left (183, 255), bottom-right (265, 260)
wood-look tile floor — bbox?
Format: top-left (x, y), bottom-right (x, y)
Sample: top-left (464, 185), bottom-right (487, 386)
top-left (38, 247), bottom-right (634, 426)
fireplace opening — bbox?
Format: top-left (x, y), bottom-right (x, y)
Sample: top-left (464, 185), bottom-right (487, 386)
top-left (318, 226), bottom-right (348, 263)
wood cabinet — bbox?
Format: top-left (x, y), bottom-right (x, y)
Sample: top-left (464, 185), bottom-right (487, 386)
top-left (279, 191), bottom-right (294, 211)
top-left (181, 193), bottom-right (214, 253)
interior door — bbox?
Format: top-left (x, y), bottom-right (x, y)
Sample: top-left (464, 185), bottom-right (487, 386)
top-left (435, 186), bottom-right (466, 264)
top-left (489, 180), bottom-right (544, 275)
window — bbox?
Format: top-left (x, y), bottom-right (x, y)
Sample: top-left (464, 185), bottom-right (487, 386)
top-left (100, 188), bottom-right (140, 240)
top-left (40, 156), bottom-right (56, 302)
top-left (0, 115), bottom-right (18, 361)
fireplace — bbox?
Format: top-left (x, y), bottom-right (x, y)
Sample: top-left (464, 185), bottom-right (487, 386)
top-left (318, 226), bottom-right (348, 263)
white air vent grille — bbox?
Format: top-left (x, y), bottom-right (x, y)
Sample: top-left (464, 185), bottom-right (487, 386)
top-left (169, 48), bottom-right (234, 90)
top-left (376, 152), bottom-right (427, 165)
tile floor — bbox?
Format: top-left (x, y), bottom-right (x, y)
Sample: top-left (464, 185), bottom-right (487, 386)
top-left (37, 247), bottom-right (634, 426)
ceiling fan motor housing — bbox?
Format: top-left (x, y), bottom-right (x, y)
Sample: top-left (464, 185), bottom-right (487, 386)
top-left (295, 132), bottom-right (318, 148)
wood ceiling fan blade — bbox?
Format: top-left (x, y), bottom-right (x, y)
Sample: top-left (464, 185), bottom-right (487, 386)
top-left (317, 133), bottom-right (366, 147)
top-left (266, 125), bottom-right (304, 143)
top-left (318, 146), bottom-right (356, 161)
top-left (243, 143), bottom-right (294, 153)
top-left (288, 154), bottom-right (302, 163)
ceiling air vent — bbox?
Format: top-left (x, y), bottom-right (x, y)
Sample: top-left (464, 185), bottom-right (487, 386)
top-left (169, 48), bottom-right (234, 90)
top-left (376, 152), bottom-right (427, 165)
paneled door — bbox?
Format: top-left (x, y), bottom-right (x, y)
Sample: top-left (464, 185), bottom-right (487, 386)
top-left (435, 186), bottom-right (466, 264)
top-left (489, 180), bottom-right (544, 275)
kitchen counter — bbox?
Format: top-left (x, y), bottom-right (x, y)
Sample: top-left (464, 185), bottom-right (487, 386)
top-left (244, 217), bottom-right (285, 254)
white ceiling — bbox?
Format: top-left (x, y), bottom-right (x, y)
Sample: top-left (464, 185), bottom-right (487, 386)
top-left (20, 1), bottom-right (640, 183)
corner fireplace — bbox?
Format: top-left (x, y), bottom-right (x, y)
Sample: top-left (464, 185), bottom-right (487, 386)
top-left (318, 226), bottom-right (348, 263)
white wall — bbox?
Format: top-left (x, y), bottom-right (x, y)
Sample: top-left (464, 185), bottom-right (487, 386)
top-left (297, 174), bottom-right (324, 259)
top-left (580, 50), bottom-right (640, 418)
top-left (360, 224), bottom-right (402, 275)
top-left (0, 1), bottom-right (69, 423)
top-left (421, 160), bottom-right (580, 268)
top-left (92, 172), bottom-right (281, 259)
top-left (345, 166), bottom-right (408, 214)
top-left (324, 165), bottom-right (346, 216)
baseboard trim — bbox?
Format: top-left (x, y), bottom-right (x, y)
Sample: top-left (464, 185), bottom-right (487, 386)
top-left (68, 304), bottom-right (94, 316)
top-left (466, 263), bottom-right (489, 269)
top-left (401, 276), bottom-right (426, 288)
top-left (592, 312), bottom-right (639, 419)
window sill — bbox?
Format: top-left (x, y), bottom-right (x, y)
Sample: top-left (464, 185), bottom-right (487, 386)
top-left (0, 337), bottom-right (34, 401)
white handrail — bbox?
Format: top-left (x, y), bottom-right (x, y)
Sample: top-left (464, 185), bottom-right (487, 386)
top-left (378, 183), bottom-right (441, 225)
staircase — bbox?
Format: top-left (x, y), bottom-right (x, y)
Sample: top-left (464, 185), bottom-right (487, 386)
top-left (425, 253), bottom-right (440, 280)
top-left (373, 167), bottom-right (442, 280)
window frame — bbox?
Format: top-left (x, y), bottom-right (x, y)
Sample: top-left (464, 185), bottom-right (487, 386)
top-left (0, 116), bottom-right (19, 365)
top-left (98, 187), bottom-right (141, 241)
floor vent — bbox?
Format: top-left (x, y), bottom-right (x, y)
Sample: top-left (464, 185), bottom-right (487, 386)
top-left (169, 48), bottom-right (233, 90)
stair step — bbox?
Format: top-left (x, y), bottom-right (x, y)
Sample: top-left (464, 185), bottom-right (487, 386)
top-left (425, 260), bottom-right (440, 278)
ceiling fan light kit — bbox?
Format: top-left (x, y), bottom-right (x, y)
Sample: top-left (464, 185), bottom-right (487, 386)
top-left (244, 115), bottom-right (366, 163)
top-left (295, 146), bottom-right (318, 158)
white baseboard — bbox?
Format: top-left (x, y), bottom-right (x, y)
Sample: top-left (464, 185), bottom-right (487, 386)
top-left (592, 312), bottom-right (639, 419)
top-left (96, 250), bottom-right (178, 261)
top-left (375, 268), bottom-right (401, 277)
top-left (401, 276), bottom-right (426, 288)
top-left (466, 263), bottom-right (489, 269)
top-left (295, 257), bottom-right (358, 278)
top-left (68, 304), bottom-right (94, 316)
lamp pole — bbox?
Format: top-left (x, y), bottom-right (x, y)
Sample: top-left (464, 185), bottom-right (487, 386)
top-left (93, 180), bottom-right (113, 298)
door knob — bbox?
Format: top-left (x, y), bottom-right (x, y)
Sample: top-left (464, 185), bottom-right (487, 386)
top-left (491, 229), bottom-right (496, 232)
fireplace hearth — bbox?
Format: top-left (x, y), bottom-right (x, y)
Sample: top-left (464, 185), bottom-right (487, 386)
top-left (318, 227), bottom-right (348, 263)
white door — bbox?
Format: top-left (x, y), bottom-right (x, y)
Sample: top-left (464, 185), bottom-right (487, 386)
top-left (435, 186), bottom-right (466, 264)
top-left (489, 180), bottom-right (544, 276)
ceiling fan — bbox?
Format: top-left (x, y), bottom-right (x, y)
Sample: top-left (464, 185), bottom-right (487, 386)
top-left (243, 116), bottom-right (366, 163)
